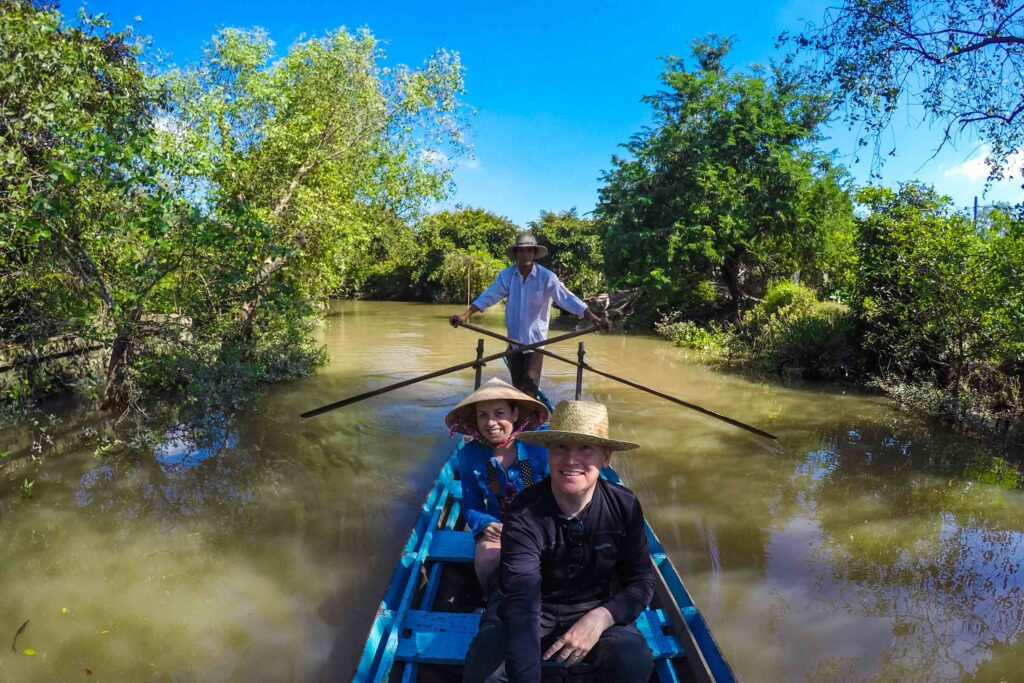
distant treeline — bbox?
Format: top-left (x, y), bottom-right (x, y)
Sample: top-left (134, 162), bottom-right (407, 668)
top-left (2, 4), bottom-right (1021, 441)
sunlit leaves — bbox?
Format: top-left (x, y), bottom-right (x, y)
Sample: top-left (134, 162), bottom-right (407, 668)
top-left (596, 37), bottom-right (854, 318)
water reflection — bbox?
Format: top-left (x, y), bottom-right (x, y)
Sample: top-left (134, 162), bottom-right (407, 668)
top-left (1, 301), bottom-right (1022, 682)
top-left (154, 419), bottom-right (239, 471)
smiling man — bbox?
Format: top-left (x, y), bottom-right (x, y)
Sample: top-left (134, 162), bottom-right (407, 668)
top-left (449, 233), bottom-right (608, 398)
top-left (462, 400), bottom-right (655, 683)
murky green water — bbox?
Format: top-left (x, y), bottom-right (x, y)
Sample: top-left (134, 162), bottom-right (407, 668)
top-left (1, 301), bottom-right (1021, 681)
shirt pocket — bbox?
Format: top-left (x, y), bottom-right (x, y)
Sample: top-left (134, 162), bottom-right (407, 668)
top-left (589, 530), bottom-right (623, 576)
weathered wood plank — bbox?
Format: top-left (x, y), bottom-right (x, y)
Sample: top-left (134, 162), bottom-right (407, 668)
top-left (427, 529), bottom-right (476, 563)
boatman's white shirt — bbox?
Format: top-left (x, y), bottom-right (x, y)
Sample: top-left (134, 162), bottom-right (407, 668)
top-left (472, 263), bottom-right (588, 349)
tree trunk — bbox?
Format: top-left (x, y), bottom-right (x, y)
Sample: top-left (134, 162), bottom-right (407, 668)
top-left (100, 331), bottom-right (133, 411)
top-left (721, 251), bottom-right (744, 316)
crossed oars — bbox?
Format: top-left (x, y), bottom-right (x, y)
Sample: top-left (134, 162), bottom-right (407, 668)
top-left (456, 321), bottom-right (776, 441)
top-left (300, 325), bottom-right (599, 419)
top-left (301, 318), bottom-right (776, 441)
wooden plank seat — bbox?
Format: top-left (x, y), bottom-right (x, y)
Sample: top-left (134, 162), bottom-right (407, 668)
top-left (427, 529), bottom-right (476, 563)
top-left (395, 608), bottom-right (684, 665)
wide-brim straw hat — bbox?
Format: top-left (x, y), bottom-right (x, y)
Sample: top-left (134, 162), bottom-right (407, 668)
top-left (517, 400), bottom-right (639, 451)
top-left (445, 377), bottom-right (550, 431)
top-left (505, 233), bottom-right (549, 259)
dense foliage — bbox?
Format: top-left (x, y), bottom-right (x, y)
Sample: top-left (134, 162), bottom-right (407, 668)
top-left (529, 210), bottom-right (605, 297)
top-left (596, 37), bottom-right (854, 319)
top-left (0, 2), bottom-right (466, 414)
top-left (853, 184), bottom-right (1022, 429)
top-left (785, 0), bottom-right (1024, 181)
top-left (407, 208), bottom-right (518, 303)
top-left (726, 281), bottom-right (857, 378)
top-left (1, 3), bottom-right (1020, 443)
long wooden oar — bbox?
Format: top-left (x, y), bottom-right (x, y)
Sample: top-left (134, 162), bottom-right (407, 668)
top-left (457, 321), bottom-right (777, 441)
top-left (300, 325), bottom-right (599, 418)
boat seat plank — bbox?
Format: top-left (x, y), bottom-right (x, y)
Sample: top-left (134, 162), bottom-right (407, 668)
top-left (427, 530), bottom-right (476, 563)
top-left (395, 608), bottom-right (685, 665)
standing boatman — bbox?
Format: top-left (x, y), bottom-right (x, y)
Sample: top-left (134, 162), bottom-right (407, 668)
top-left (449, 233), bottom-right (607, 398)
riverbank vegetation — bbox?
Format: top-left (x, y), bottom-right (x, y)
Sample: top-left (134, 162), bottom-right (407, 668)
top-left (1, 2), bottom-right (466, 419)
top-left (2, 2), bottom-right (1021, 444)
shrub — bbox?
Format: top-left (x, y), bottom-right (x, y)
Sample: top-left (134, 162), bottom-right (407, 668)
top-left (731, 281), bottom-right (858, 378)
top-left (654, 317), bottom-right (721, 351)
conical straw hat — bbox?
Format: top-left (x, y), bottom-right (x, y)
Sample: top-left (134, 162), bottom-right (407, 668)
top-left (516, 400), bottom-right (639, 451)
top-left (445, 377), bottom-right (550, 431)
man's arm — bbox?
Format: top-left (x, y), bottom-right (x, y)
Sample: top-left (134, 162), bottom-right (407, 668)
top-left (449, 303), bottom-right (481, 328)
top-left (499, 506), bottom-right (544, 681)
top-left (600, 495), bottom-right (656, 624)
top-left (450, 268), bottom-right (510, 328)
top-left (546, 275), bottom-right (609, 331)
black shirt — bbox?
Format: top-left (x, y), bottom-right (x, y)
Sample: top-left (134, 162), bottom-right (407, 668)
top-left (498, 477), bottom-right (656, 681)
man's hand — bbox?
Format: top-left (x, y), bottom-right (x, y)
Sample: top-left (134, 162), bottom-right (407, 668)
top-left (481, 522), bottom-right (503, 543)
top-left (542, 606), bottom-right (614, 667)
top-left (583, 309), bottom-right (610, 332)
top-left (450, 306), bottom-right (479, 328)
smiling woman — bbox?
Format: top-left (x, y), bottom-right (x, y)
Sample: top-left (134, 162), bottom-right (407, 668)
top-left (445, 378), bottom-right (550, 589)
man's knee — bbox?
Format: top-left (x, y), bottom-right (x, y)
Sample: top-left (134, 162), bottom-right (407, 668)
top-left (591, 625), bottom-right (653, 682)
top-left (462, 621), bottom-right (507, 683)
top-left (474, 539), bottom-right (501, 589)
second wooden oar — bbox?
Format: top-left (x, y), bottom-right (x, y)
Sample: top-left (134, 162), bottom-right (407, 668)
top-left (300, 325), bottom-right (598, 418)
top-left (457, 321), bottom-right (777, 441)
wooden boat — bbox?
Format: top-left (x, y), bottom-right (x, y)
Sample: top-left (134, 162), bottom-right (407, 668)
top-left (354, 439), bottom-right (738, 682)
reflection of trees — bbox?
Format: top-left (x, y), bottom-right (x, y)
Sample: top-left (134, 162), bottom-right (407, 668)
top-left (808, 421), bottom-right (1024, 681)
top-left (620, 397), bottom-right (1023, 683)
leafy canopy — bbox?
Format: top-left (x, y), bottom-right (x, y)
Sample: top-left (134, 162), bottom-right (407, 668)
top-left (596, 36), bottom-right (853, 315)
top-left (529, 209), bottom-right (605, 297)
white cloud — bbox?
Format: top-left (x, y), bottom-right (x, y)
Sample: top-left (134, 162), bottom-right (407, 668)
top-left (937, 147), bottom-right (1024, 206)
top-left (419, 149), bottom-right (450, 165)
top-left (944, 147), bottom-right (1024, 181)
top-left (154, 114), bottom-right (185, 140)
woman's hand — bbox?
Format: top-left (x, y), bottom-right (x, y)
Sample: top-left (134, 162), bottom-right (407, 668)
top-left (542, 606), bottom-right (614, 667)
top-left (482, 522), bottom-right (503, 542)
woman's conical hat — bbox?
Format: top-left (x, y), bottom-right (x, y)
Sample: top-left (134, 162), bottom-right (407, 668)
top-left (516, 400), bottom-right (639, 451)
top-left (444, 377), bottom-right (549, 432)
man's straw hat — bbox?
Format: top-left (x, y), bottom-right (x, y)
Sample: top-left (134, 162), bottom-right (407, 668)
top-left (517, 400), bottom-right (639, 451)
top-left (505, 233), bottom-right (549, 259)
top-left (445, 377), bottom-right (550, 431)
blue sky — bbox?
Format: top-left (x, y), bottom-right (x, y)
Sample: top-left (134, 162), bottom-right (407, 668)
top-left (85, 0), bottom-right (1024, 226)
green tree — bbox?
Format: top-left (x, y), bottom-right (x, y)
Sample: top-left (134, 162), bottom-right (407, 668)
top-left (785, 0), bottom-right (1024, 181)
top-left (411, 208), bottom-right (519, 302)
top-left (529, 209), bottom-right (605, 297)
top-left (596, 37), bottom-right (854, 317)
top-left (0, 1), bottom-right (205, 409)
top-left (165, 26), bottom-right (467, 343)
top-left (853, 183), bottom-right (1022, 423)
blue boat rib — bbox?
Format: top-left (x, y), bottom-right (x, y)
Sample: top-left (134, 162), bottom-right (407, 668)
top-left (355, 446), bottom-right (738, 682)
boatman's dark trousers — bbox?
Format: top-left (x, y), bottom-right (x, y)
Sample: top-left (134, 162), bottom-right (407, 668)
top-left (462, 592), bottom-right (654, 683)
top-left (507, 348), bottom-right (544, 399)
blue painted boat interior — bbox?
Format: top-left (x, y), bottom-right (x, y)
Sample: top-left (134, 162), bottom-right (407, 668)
top-left (354, 444), bottom-right (737, 682)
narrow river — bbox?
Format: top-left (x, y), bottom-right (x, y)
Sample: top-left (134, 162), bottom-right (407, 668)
top-left (1, 301), bottom-right (1022, 681)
